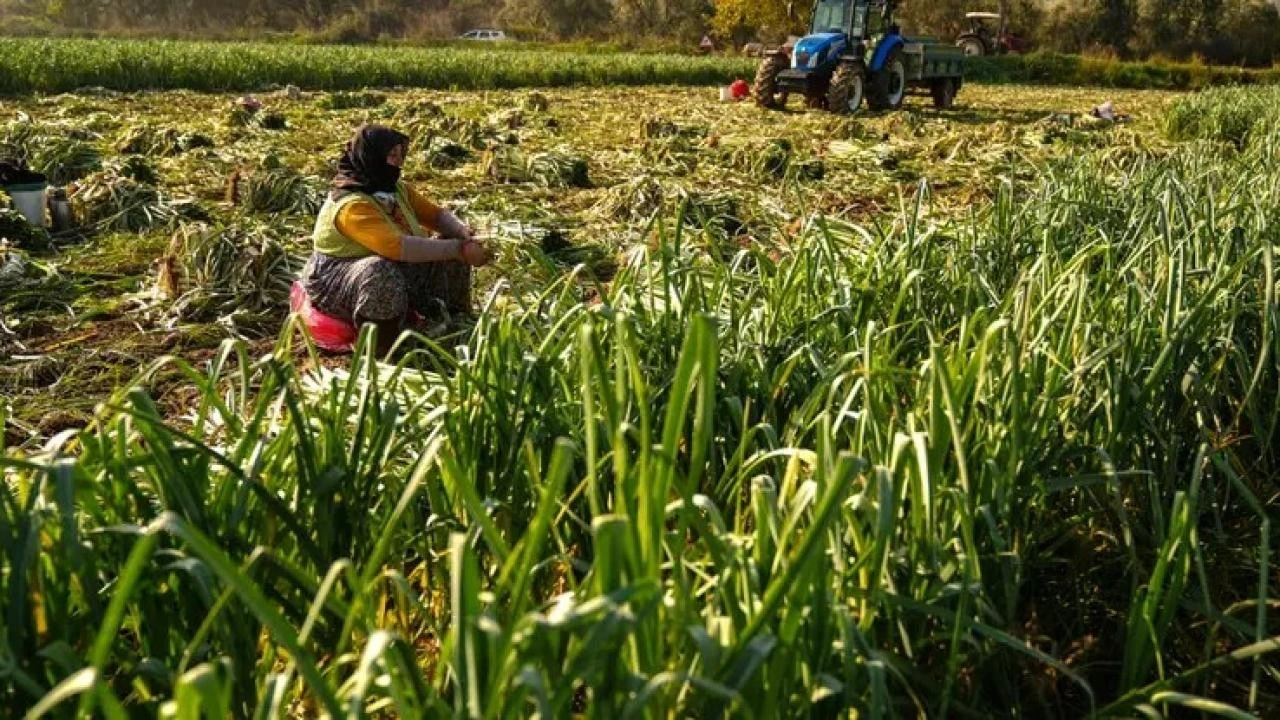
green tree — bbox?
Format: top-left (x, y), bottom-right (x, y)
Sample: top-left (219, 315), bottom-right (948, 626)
top-left (1136, 0), bottom-right (1222, 55)
top-left (711, 0), bottom-right (806, 44)
top-left (1098, 0), bottom-right (1137, 53)
top-left (898, 0), bottom-right (969, 37)
top-left (615, 0), bottom-right (712, 42)
top-left (499, 0), bottom-right (613, 38)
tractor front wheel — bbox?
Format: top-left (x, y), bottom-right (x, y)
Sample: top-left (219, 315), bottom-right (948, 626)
top-left (753, 53), bottom-right (790, 110)
top-left (867, 48), bottom-right (907, 111)
top-left (930, 78), bottom-right (958, 109)
top-left (826, 61), bottom-right (866, 115)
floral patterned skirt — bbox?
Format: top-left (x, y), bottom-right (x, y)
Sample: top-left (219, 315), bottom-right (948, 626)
top-left (301, 252), bottom-right (471, 325)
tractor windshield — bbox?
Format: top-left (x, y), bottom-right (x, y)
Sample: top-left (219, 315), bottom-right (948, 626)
top-left (811, 0), bottom-right (848, 34)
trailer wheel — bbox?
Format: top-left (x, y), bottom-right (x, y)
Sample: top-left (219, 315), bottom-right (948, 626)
top-left (753, 53), bottom-right (790, 110)
top-left (826, 61), bottom-right (865, 115)
top-left (867, 48), bottom-right (906, 111)
top-left (930, 78), bottom-right (957, 109)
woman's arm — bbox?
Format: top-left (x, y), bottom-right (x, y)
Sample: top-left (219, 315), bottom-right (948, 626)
top-left (406, 185), bottom-right (472, 240)
top-left (401, 236), bottom-right (464, 263)
top-left (405, 184), bottom-right (491, 265)
top-left (335, 200), bottom-right (464, 263)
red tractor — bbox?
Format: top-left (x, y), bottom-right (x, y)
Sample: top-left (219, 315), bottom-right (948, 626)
top-left (955, 12), bottom-right (1029, 56)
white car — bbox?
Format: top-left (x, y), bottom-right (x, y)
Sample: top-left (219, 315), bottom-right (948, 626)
top-left (460, 29), bottom-right (509, 42)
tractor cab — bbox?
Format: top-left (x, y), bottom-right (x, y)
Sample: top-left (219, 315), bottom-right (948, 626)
top-left (957, 11), bottom-right (1028, 55)
top-left (965, 11), bottom-right (1003, 36)
top-left (791, 0), bottom-right (891, 72)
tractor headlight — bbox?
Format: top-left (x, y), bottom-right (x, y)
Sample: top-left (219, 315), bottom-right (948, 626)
top-left (808, 49), bottom-right (824, 68)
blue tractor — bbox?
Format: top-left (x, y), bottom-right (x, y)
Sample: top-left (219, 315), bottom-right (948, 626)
top-left (752, 0), bottom-right (965, 114)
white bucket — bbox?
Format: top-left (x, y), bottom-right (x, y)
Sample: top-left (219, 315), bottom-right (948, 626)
top-left (719, 86), bottom-right (733, 102)
top-left (7, 183), bottom-right (48, 227)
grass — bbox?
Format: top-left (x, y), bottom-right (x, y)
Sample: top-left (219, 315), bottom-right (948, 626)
top-left (3, 82), bottom-right (1280, 716)
top-left (0, 38), bottom-right (1276, 95)
top-left (1164, 85), bottom-right (1280, 147)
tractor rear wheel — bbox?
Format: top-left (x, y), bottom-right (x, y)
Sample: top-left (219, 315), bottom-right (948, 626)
top-left (866, 48), bottom-right (907, 111)
top-left (753, 53), bottom-right (790, 109)
top-left (930, 78), bottom-right (957, 109)
top-left (826, 61), bottom-right (866, 115)
top-left (958, 36), bottom-right (986, 56)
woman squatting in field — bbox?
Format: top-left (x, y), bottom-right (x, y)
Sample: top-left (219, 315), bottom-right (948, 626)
top-left (301, 124), bottom-right (493, 354)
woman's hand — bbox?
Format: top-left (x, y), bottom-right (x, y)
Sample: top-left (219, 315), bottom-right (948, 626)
top-left (460, 237), bottom-right (493, 267)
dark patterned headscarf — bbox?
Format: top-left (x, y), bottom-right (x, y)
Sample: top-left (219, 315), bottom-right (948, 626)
top-left (331, 124), bottom-right (409, 200)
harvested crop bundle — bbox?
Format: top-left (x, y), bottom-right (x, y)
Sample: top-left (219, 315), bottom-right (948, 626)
top-left (637, 119), bottom-right (707, 174)
top-left (225, 105), bottom-right (255, 128)
top-left (593, 176), bottom-right (665, 223)
top-left (481, 147), bottom-right (524, 183)
top-left (641, 135), bottom-right (700, 175)
top-left (0, 354), bottom-right (64, 389)
top-left (257, 113), bottom-right (288, 131)
top-left (483, 147), bottom-right (590, 188)
top-left (114, 156), bottom-right (159, 184)
top-left (115, 127), bottom-right (157, 155)
top-left (422, 135), bottom-right (472, 170)
top-left (0, 242), bottom-right (64, 313)
top-left (30, 137), bottom-right (102, 185)
top-left (0, 208), bottom-right (51, 249)
top-left (521, 92), bottom-right (550, 112)
top-left (224, 103), bottom-right (288, 131)
top-left (228, 166), bottom-right (322, 216)
top-left (317, 91), bottom-right (387, 111)
top-left (527, 150), bottom-right (589, 188)
top-left (791, 159), bottom-right (825, 181)
top-left (639, 116), bottom-right (706, 141)
top-left (434, 116), bottom-right (490, 149)
top-left (538, 229), bottom-right (616, 279)
top-left (397, 100), bottom-right (445, 119)
top-left (641, 117), bottom-right (680, 139)
top-left (118, 127), bottom-right (214, 156)
top-left (715, 136), bottom-right (793, 179)
top-left (0, 117), bottom-right (38, 162)
top-left (0, 243), bottom-right (30, 289)
top-left (488, 108), bottom-right (526, 130)
top-left (179, 133), bottom-right (216, 151)
top-left (674, 187), bottom-right (743, 234)
top-left (160, 222), bottom-right (301, 332)
top-left (71, 168), bottom-right (172, 232)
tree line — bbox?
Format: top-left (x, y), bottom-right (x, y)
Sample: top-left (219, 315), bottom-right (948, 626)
top-left (2, 0), bottom-right (1277, 65)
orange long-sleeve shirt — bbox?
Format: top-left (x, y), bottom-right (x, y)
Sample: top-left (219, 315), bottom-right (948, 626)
top-left (334, 185), bottom-right (446, 261)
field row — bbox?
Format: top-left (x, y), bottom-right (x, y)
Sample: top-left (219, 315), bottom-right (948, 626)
top-left (0, 38), bottom-right (1277, 95)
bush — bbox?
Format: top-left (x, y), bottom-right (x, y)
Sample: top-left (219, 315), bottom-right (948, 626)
top-left (966, 52), bottom-right (1280, 90)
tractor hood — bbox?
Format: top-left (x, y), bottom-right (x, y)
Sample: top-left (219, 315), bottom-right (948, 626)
top-left (792, 32), bottom-right (847, 70)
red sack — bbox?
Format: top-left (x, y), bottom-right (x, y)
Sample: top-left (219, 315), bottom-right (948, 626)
top-left (291, 280), bottom-right (358, 353)
top-left (730, 79), bottom-right (750, 100)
